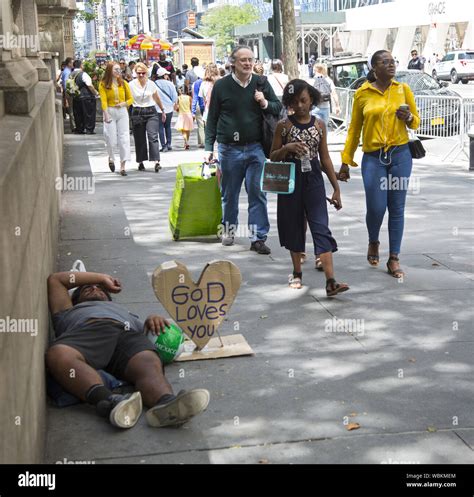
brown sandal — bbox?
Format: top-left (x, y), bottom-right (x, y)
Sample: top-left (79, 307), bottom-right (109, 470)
top-left (387, 256), bottom-right (404, 278)
top-left (367, 241), bottom-right (380, 266)
top-left (326, 278), bottom-right (349, 297)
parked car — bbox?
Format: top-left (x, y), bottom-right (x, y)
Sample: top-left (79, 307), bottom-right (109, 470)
top-left (340, 70), bottom-right (462, 137)
top-left (432, 50), bottom-right (474, 84)
top-left (326, 54), bottom-right (370, 88)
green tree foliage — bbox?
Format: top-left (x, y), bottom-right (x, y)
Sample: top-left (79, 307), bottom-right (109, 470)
top-left (76, 0), bottom-right (102, 23)
top-left (200, 5), bottom-right (259, 57)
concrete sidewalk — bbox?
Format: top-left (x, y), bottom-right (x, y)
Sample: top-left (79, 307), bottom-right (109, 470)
top-left (45, 121), bottom-right (474, 464)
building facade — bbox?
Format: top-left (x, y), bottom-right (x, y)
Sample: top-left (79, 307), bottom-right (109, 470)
top-left (0, 0), bottom-right (66, 463)
top-left (235, 0), bottom-right (473, 66)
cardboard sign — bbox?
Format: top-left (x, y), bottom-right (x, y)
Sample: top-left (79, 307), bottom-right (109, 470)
top-left (260, 161), bottom-right (295, 194)
top-left (152, 260), bottom-right (242, 350)
top-left (175, 334), bottom-right (254, 362)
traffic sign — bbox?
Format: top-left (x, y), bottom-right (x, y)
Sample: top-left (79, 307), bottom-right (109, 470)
top-left (188, 11), bottom-right (196, 28)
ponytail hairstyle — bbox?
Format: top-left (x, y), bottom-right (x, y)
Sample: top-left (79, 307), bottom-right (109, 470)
top-left (366, 50), bottom-right (389, 83)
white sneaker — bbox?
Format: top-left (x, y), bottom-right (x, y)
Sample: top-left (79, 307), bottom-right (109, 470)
top-left (109, 392), bottom-right (143, 429)
top-left (146, 389), bottom-right (210, 428)
top-left (221, 235), bottom-right (234, 246)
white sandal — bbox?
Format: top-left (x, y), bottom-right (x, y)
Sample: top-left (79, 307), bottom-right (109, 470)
top-left (288, 274), bottom-right (303, 289)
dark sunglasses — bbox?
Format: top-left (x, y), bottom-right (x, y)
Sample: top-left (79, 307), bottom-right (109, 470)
top-left (136, 72), bottom-right (147, 75)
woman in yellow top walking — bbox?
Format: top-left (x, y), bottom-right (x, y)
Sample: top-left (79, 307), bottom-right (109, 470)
top-left (338, 50), bottom-right (420, 278)
top-left (99, 62), bottom-right (133, 176)
top-left (174, 88), bottom-right (194, 150)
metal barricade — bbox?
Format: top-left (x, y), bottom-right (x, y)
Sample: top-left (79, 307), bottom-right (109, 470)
top-left (331, 89), bottom-right (474, 163)
top-left (331, 87), bottom-right (355, 134)
top-left (414, 95), bottom-right (463, 139)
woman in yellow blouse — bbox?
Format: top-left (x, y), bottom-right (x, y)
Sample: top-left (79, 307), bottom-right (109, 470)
top-left (99, 62), bottom-right (133, 176)
top-left (339, 50), bottom-right (420, 278)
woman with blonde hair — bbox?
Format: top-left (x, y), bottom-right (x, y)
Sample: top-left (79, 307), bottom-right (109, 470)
top-left (312, 63), bottom-right (340, 127)
top-left (128, 62), bottom-right (166, 172)
top-left (198, 63), bottom-right (220, 123)
top-left (99, 61), bottom-right (133, 176)
top-left (253, 62), bottom-right (264, 76)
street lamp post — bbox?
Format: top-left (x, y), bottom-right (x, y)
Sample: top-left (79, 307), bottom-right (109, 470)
top-left (273, 0), bottom-right (282, 59)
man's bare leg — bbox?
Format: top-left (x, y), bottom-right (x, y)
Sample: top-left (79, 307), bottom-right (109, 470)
top-left (46, 344), bottom-right (142, 428)
top-left (123, 350), bottom-right (173, 408)
top-left (46, 344), bottom-right (103, 401)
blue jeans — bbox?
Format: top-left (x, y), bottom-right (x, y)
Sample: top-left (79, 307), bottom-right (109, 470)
top-left (311, 106), bottom-right (330, 127)
top-left (158, 111), bottom-right (173, 148)
top-left (217, 142), bottom-right (269, 242)
top-left (361, 144), bottom-right (412, 254)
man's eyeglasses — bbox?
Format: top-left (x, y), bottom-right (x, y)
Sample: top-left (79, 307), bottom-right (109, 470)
top-left (238, 58), bottom-right (254, 63)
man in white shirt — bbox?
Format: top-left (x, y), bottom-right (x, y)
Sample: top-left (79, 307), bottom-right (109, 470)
top-left (76, 60), bottom-right (100, 134)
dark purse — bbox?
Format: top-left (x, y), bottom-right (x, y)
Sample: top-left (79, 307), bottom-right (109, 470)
top-left (408, 136), bottom-right (426, 159)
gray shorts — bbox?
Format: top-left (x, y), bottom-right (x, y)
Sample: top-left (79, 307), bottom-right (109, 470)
top-left (51, 320), bottom-right (157, 379)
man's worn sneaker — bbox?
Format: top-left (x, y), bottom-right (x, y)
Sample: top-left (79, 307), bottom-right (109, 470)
top-left (145, 389), bottom-right (210, 428)
top-left (221, 235), bottom-right (234, 246)
top-left (250, 240), bottom-right (271, 255)
top-left (107, 392), bottom-right (143, 429)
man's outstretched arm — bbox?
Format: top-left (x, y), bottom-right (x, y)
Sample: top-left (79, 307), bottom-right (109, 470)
top-left (47, 272), bottom-right (122, 315)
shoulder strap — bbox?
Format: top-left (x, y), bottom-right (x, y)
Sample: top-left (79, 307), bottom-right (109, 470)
top-left (280, 118), bottom-right (293, 143)
top-left (274, 74), bottom-right (285, 90)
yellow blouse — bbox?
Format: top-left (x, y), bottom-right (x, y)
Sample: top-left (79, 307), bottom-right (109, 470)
top-left (341, 80), bottom-right (420, 167)
top-left (177, 94), bottom-right (192, 114)
top-left (99, 80), bottom-right (133, 111)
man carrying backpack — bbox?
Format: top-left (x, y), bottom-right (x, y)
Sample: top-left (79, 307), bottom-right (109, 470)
top-left (73, 59), bottom-right (100, 134)
top-left (311, 63), bottom-right (340, 127)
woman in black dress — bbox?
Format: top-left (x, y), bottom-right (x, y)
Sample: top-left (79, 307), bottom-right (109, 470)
top-left (270, 79), bottom-right (349, 297)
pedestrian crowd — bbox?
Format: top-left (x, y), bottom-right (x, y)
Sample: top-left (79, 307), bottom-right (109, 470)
top-left (50, 45), bottom-right (421, 429)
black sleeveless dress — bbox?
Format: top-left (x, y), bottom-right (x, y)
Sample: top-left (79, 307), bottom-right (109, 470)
top-left (277, 115), bottom-right (338, 255)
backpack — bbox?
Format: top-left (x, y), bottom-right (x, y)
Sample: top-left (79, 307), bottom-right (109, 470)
top-left (256, 76), bottom-right (287, 158)
top-left (313, 76), bottom-right (331, 102)
top-left (66, 71), bottom-right (81, 97)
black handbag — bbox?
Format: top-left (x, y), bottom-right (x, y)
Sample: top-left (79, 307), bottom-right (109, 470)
top-left (408, 137), bottom-right (426, 159)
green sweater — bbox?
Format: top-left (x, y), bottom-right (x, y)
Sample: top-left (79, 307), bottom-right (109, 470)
top-left (205, 74), bottom-right (282, 151)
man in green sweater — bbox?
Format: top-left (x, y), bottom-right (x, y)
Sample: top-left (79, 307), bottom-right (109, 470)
top-left (205, 46), bottom-right (282, 254)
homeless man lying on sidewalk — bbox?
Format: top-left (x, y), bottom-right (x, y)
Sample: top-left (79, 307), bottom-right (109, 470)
top-left (46, 271), bottom-right (210, 429)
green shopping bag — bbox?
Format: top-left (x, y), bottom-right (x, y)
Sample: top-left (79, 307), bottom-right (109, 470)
top-left (169, 163), bottom-right (222, 241)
